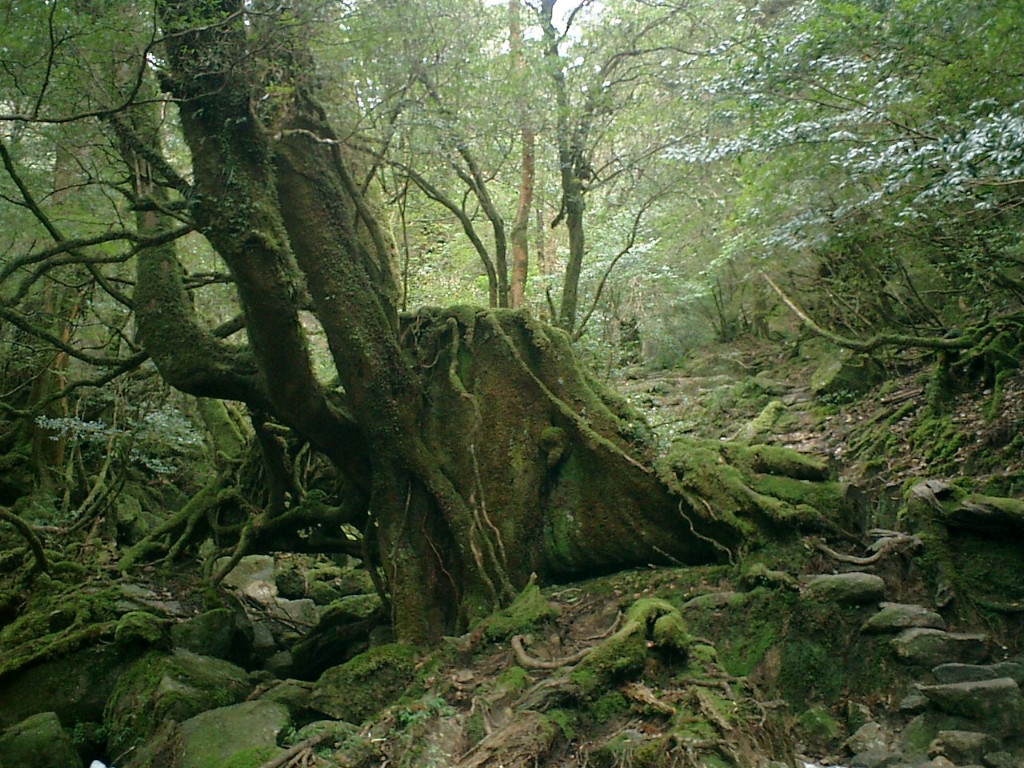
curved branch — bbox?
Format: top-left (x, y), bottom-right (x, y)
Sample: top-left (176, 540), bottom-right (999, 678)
top-left (764, 274), bottom-right (981, 352)
top-left (0, 506), bottom-right (49, 574)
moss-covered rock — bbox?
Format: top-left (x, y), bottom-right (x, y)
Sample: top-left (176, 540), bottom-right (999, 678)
top-left (796, 704), bottom-right (840, 746)
top-left (0, 711), bottom-right (82, 768)
top-left (891, 628), bottom-right (990, 667)
top-left (115, 610), bottom-right (170, 649)
top-left (177, 700), bottom-right (290, 768)
top-left (169, 607), bottom-right (253, 665)
top-left (801, 572), bottom-right (886, 605)
top-left (309, 643), bottom-right (421, 724)
top-left (103, 649), bottom-right (252, 758)
top-left (811, 348), bottom-right (883, 397)
top-left (0, 641), bottom-right (137, 730)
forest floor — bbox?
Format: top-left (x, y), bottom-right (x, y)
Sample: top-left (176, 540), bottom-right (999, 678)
top-left (4, 337), bottom-right (1024, 768)
top-left (621, 337), bottom-right (1024, 503)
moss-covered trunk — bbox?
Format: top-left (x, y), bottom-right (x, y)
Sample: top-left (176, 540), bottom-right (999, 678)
top-left (150, 1), bottom-right (827, 645)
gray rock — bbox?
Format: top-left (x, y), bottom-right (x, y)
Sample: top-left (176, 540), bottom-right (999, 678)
top-left (917, 677), bottom-right (1023, 735)
top-left (846, 700), bottom-right (873, 731)
top-left (177, 700), bottom-right (290, 768)
top-left (219, 554), bottom-right (277, 596)
top-left (849, 749), bottom-right (904, 768)
top-left (811, 349), bottom-right (884, 396)
top-left (0, 711), bottom-right (82, 768)
top-left (846, 721), bottom-right (888, 754)
top-left (259, 679), bottom-right (313, 717)
top-left (928, 730), bottom-right (994, 765)
top-left (118, 583), bottom-right (186, 617)
top-left (933, 661), bottom-right (1024, 685)
top-left (891, 628), bottom-right (990, 666)
top-left (861, 602), bottom-right (946, 634)
top-left (802, 572), bottom-right (886, 605)
top-left (898, 691), bottom-right (929, 714)
top-left (170, 607), bottom-right (253, 665)
top-left (900, 712), bottom-right (980, 762)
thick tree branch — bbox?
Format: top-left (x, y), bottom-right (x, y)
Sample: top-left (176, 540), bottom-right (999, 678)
top-left (764, 274), bottom-right (981, 352)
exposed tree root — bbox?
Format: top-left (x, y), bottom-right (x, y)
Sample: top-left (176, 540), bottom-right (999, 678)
top-left (810, 529), bottom-right (922, 565)
top-left (0, 505), bottom-right (49, 574)
top-left (510, 633), bottom-right (593, 670)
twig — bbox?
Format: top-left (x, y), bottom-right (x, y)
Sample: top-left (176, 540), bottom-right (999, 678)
top-left (256, 730), bottom-right (333, 768)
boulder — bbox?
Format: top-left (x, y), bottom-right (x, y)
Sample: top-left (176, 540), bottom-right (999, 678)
top-left (801, 572), bottom-right (886, 605)
top-left (811, 349), bottom-right (884, 396)
top-left (310, 643), bottom-right (420, 724)
top-left (103, 649), bottom-right (252, 758)
top-left (932, 661), bottom-right (1024, 685)
top-left (847, 749), bottom-right (903, 767)
top-left (122, 700), bottom-right (290, 768)
top-left (0, 711), bottom-right (82, 768)
top-left (177, 700), bottom-right (290, 768)
top-left (170, 607), bottom-right (253, 665)
top-left (927, 730), bottom-right (994, 765)
top-left (891, 628), bottom-right (989, 666)
top-left (845, 721), bottom-right (887, 754)
top-left (917, 677), bottom-right (1023, 735)
top-left (0, 642), bottom-right (141, 729)
top-left (861, 603), bottom-right (946, 634)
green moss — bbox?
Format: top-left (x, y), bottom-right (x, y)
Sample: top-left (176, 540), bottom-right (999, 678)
top-left (495, 664), bottom-right (532, 694)
top-left (571, 599), bottom-right (690, 699)
top-left (114, 610), bottom-right (168, 648)
top-left (589, 691), bottom-right (630, 722)
top-left (714, 589), bottom-right (790, 677)
top-left (796, 705), bottom-right (840, 743)
top-left (479, 581), bottom-right (560, 643)
top-left (546, 708), bottom-right (577, 740)
top-left (310, 643), bottom-right (421, 724)
top-left (104, 650), bottom-right (251, 757)
top-left (634, 737), bottom-right (674, 767)
top-left (217, 745), bottom-right (282, 768)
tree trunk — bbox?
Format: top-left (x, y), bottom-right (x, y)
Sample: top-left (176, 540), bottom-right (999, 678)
top-left (509, 0), bottom-right (534, 310)
top-left (540, 0), bottom-right (588, 334)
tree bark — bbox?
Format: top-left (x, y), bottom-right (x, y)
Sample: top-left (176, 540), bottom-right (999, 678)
top-left (509, 0), bottom-right (535, 310)
top-left (541, 0), bottom-right (588, 334)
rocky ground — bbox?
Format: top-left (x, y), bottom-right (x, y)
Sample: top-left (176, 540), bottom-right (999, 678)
top-left (1, 341), bottom-right (1023, 768)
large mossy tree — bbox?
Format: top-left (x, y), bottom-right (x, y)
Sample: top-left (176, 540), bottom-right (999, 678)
top-left (149, 0), bottom-right (748, 643)
top-left (1, 0), bottom-right (843, 645)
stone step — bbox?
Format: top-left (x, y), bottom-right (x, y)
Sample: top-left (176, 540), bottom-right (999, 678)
top-left (861, 602), bottom-right (946, 634)
top-left (932, 660), bottom-right (1024, 685)
top-left (800, 572), bottom-right (886, 605)
top-left (891, 628), bottom-right (990, 667)
top-left (916, 677), bottom-right (1023, 736)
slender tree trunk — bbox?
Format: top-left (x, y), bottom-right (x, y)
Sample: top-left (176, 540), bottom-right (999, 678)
top-left (509, 0), bottom-right (534, 310)
top-left (541, 0), bottom-right (587, 334)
